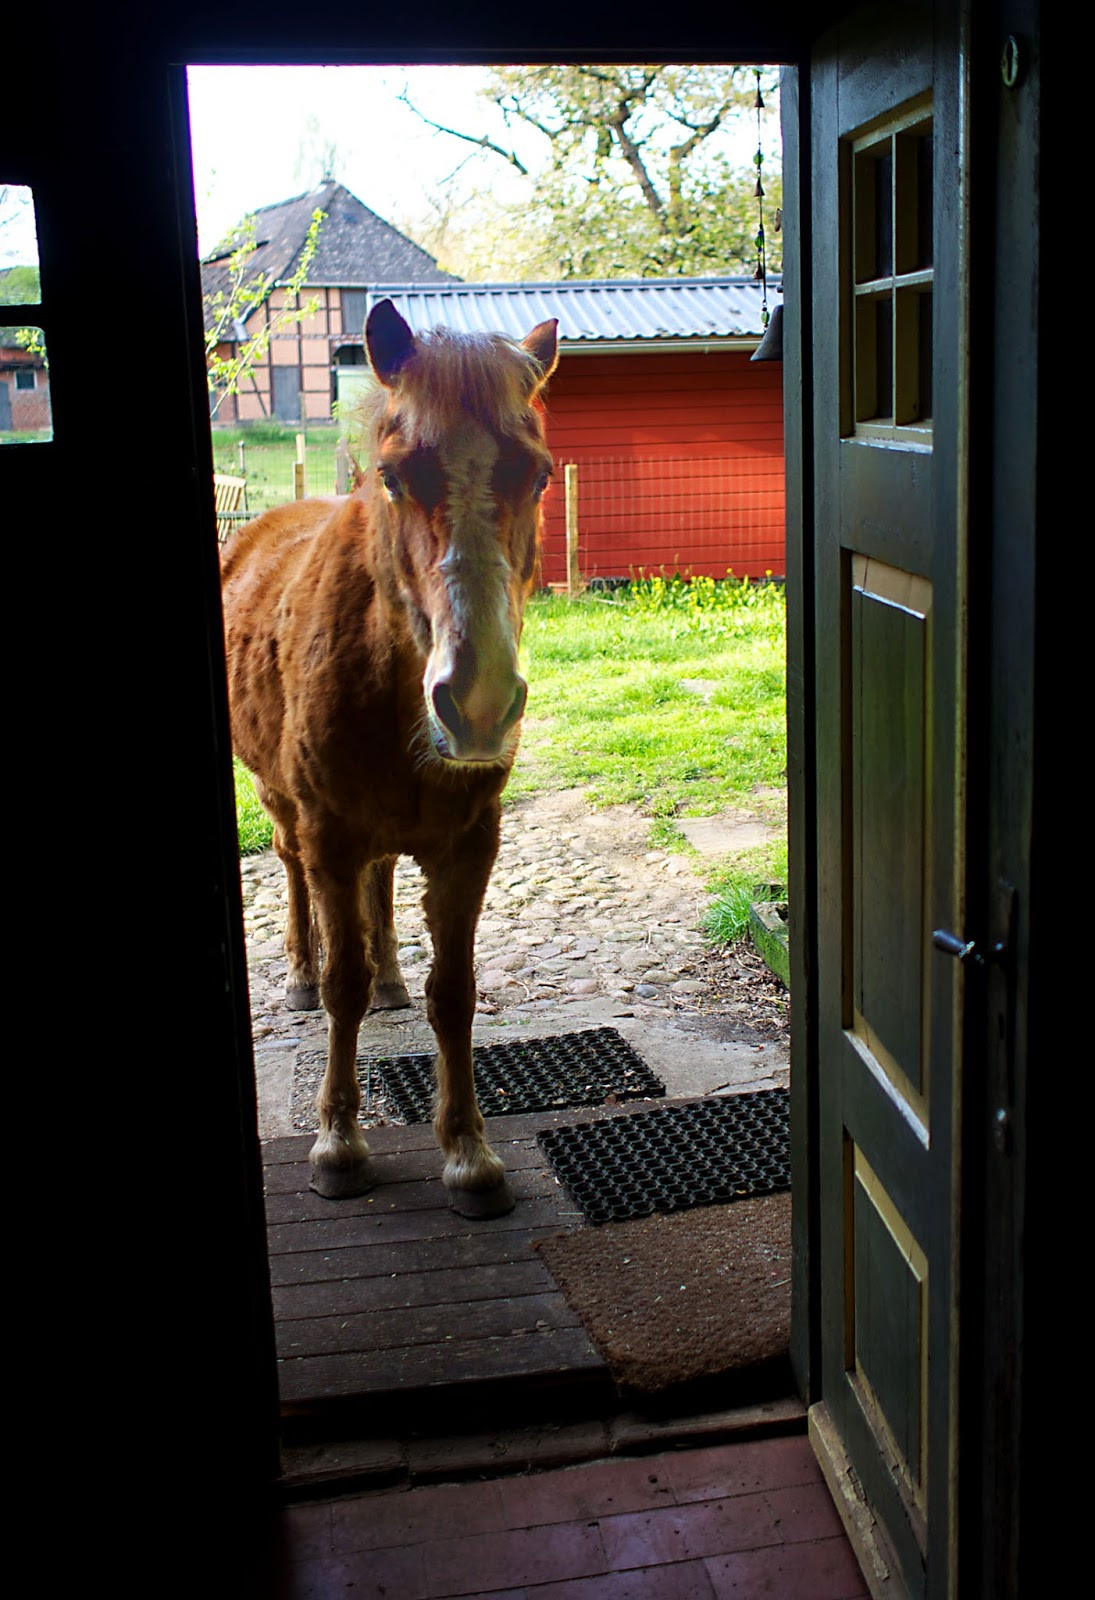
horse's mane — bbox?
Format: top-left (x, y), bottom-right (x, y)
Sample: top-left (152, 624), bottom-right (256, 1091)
top-left (356, 327), bottom-right (545, 449)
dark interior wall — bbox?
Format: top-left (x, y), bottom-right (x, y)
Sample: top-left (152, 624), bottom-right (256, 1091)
top-left (4, 34), bottom-right (279, 1564)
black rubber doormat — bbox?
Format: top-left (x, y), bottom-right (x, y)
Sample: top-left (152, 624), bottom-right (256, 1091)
top-left (538, 1088), bottom-right (790, 1224)
top-left (374, 1027), bottom-right (666, 1123)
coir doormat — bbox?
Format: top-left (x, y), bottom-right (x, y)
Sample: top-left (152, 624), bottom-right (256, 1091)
top-left (538, 1088), bottom-right (790, 1224)
top-left (375, 1026), bottom-right (666, 1123)
top-left (533, 1192), bottom-right (792, 1395)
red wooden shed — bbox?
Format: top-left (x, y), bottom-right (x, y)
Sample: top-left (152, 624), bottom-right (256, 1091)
top-left (366, 279), bottom-right (785, 584)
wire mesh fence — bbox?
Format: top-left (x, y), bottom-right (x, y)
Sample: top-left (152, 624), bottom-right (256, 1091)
top-left (210, 430), bottom-right (343, 516)
top-left (211, 440), bottom-right (787, 585)
top-left (541, 454), bottom-right (785, 586)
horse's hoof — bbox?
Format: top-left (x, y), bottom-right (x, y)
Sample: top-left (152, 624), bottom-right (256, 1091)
top-left (309, 1160), bottom-right (376, 1199)
top-left (448, 1178), bottom-right (515, 1220)
top-left (370, 981), bottom-right (412, 1011)
top-left (286, 984), bottom-right (321, 1011)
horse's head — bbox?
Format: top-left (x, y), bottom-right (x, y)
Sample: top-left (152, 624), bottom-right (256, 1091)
top-left (364, 298), bottom-right (558, 766)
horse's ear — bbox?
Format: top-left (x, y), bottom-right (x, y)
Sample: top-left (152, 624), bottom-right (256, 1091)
top-left (522, 319), bottom-right (559, 386)
top-left (366, 299), bottom-right (417, 387)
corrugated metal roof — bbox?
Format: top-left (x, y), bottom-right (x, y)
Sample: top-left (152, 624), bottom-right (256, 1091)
top-left (360, 278), bottom-right (781, 347)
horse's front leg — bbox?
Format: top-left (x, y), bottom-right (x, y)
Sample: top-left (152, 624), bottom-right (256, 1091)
top-left (253, 778), bottom-right (319, 1010)
top-left (420, 810), bottom-right (513, 1219)
top-left (308, 861), bottom-right (376, 1198)
top-left (362, 857), bottom-right (411, 1011)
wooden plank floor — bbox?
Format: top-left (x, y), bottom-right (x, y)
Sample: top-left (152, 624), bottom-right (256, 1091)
top-left (264, 1108), bottom-right (633, 1428)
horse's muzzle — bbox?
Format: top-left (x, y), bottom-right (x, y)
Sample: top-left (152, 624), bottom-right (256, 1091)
top-left (430, 676), bottom-right (528, 764)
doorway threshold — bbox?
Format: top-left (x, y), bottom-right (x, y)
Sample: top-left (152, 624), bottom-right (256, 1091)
top-left (266, 1108), bottom-right (800, 1500)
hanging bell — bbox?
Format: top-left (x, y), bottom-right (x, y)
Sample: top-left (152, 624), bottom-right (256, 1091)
top-left (751, 302), bottom-right (784, 362)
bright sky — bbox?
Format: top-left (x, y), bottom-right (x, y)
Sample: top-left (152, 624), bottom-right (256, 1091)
top-left (185, 65), bottom-right (541, 257)
top-left (0, 185), bottom-right (39, 269)
top-left (184, 64), bottom-right (776, 260)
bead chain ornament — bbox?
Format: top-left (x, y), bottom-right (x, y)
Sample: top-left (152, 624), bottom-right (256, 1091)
top-left (750, 69), bottom-right (783, 363)
top-left (754, 68), bottom-right (769, 327)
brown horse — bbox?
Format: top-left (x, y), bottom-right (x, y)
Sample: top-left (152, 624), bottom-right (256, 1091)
top-left (221, 299), bottom-right (558, 1216)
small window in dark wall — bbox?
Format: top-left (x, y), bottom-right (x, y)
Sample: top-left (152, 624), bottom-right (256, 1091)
top-left (0, 184), bottom-right (41, 306)
top-left (341, 290), bottom-right (367, 336)
top-left (1, 184), bottom-right (52, 442)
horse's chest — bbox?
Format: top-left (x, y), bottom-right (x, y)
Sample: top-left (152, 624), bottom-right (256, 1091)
top-left (291, 719), bottom-right (498, 849)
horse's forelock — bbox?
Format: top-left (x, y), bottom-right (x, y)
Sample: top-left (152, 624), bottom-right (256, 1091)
top-left (362, 328), bottom-right (544, 448)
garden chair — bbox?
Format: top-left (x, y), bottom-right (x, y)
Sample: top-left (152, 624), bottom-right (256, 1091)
top-left (213, 472), bottom-right (249, 544)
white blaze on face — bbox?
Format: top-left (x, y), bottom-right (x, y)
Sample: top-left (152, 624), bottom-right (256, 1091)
top-left (425, 421), bottom-right (527, 761)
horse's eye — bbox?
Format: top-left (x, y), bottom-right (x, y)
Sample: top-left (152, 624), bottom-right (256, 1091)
top-left (378, 467), bottom-right (403, 500)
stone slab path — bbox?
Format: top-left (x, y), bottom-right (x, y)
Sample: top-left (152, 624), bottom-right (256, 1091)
top-left (239, 788), bottom-right (789, 1140)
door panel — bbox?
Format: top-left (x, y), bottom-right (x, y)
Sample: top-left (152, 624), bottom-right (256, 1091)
top-left (851, 557), bottom-right (932, 1114)
top-left (811, 5), bottom-right (966, 1596)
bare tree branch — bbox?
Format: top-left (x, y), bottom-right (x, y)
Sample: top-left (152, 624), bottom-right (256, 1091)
top-left (608, 110), bottom-right (668, 228)
top-left (391, 65), bottom-right (781, 282)
top-left (398, 90), bottom-right (528, 176)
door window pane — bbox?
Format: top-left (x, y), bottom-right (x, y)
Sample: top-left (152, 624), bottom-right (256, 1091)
top-left (843, 106), bottom-right (933, 444)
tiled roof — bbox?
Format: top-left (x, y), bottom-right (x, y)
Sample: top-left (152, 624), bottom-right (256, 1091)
top-left (201, 180), bottom-right (454, 333)
top-left (360, 277), bottom-right (781, 347)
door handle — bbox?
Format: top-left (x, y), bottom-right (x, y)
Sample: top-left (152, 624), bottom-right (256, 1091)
top-left (935, 882), bottom-right (1018, 1155)
top-left (930, 929), bottom-right (1006, 967)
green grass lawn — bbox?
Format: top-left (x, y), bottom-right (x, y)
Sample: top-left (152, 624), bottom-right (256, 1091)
top-left (231, 575), bottom-right (788, 944)
top-left (510, 580), bottom-right (786, 817)
top-left (514, 579), bottom-right (788, 941)
top-left (211, 423), bottom-right (341, 513)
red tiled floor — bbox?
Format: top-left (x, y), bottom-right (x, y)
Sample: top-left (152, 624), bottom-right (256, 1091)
top-left (662, 1436), bottom-right (821, 1504)
top-left (764, 1481), bottom-right (851, 1544)
top-left (705, 1536), bottom-right (870, 1598)
top-left (533, 1563), bottom-right (718, 1599)
top-left (597, 1492), bottom-right (780, 1570)
top-left (422, 1521), bottom-right (608, 1595)
top-left (495, 1455), bottom-right (677, 1528)
top-left (330, 1477), bottom-right (509, 1554)
top-left (273, 1433), bottom-right (870, 1599)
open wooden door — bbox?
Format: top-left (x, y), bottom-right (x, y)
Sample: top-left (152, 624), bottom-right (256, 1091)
top-left (806, 4), bottom-right (968, 1595)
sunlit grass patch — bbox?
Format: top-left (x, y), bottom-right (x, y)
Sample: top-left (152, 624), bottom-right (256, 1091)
top-left (233, 758), bottom-right (273, 855)
top-left (510, 580), bottom-right (787, 816)
top-left (702, 836), bottom-right (789, 948)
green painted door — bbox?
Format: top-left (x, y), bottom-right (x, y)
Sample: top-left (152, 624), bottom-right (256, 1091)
top-left (810, 6), bottom-right (967, 1595)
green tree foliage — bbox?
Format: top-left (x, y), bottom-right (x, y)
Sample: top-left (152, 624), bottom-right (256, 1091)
top-left (0, 270), bottom-right (46, 364)
top-left (0, 263), bottom-right (41, 306)
top-left (406, 65), bottom-right (782, 280)
top-left (203, 207), bottom-right (326, 418)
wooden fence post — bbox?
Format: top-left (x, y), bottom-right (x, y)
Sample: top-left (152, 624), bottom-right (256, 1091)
top-left (565, 463), bottom-right (581, 598)
top-left (294, 433), bottom-right (306, 500)
top-left (335, 437), bottom-right (350, 495)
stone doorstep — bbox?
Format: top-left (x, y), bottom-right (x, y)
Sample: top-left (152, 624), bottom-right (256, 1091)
top-left (276, 1395), bottom-right (809, 1497)
top-left (749, 900), bottom-right (790, 988)
top-left (677, 815), bottom-right (780, 857)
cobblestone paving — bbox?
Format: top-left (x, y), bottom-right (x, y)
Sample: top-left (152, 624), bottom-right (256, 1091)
top-left (239, 788), bottom-right (790, 1136)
